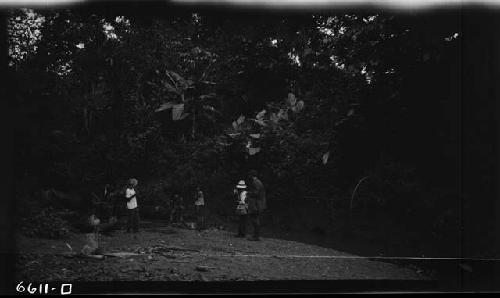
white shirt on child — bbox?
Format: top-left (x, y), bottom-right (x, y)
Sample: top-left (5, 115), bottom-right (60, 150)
top-left (239, 191), bottom-right (247, 204)
top-left (195, 191), bottom-right (205, 206)
top-left (126, 188), bottom-right (138, 209)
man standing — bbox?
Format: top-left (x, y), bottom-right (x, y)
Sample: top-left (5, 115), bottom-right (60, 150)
top-left (125, 178), bottom-right (140, 234)
top-left (247, 170), bottom-right (266, 241)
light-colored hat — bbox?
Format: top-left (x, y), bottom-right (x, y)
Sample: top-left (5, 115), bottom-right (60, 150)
top-left (236, 180), bottom-right (247, 189)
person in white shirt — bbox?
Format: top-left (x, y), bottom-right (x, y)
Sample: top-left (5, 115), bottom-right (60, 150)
top-left (125, 178), bottom-right (140, 233)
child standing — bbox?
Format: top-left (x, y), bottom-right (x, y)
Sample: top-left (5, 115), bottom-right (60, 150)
top-left (170, 194), bottom-right (184, 223)
top-left (125, 178), bottom-right (140, 234)
top-left (194, 186), bottom-right (205, 231)
top-left (234, 180), bottom-right (248, 238)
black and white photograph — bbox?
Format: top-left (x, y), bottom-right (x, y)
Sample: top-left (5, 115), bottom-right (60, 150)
top-left (1, 0), bottom-right (500, 294)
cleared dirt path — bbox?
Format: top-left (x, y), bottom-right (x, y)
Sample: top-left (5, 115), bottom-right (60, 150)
top-left (16, 226), bottom-right (429, 281)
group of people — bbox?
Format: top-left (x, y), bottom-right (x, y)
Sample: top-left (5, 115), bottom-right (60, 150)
top-left (120, 180), bottom-right (206, 233)
top-left (233, 170), bottom-right (267, 241)
top-left (95, 170), bottom-right (266, 241)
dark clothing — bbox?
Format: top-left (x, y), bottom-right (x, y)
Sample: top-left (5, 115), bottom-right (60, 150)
top-left (170, 206), bottom-right (184, 222)
top-left (248, 178), bottom-right (266, 214)
top-left (173, 196), bottom-right (184, 207)
top-left (247, 191), bottom-right (257, 214)
top-left (249, 212), bottom-right (261, 239)
top-left (247, 177), bottom-right (265, 239)
top-left (247, 191), bottom-right (259, 238)
top-left (170, 196), bottom-right (184, 222)
top-left (237, 214), bottom-right (247, 236)
top-left (254, 178), bottom-right (266, 210)
top-left (195, 204), bottom-right (205, 230)
top-left (127, 208), bottom-right (140, 233)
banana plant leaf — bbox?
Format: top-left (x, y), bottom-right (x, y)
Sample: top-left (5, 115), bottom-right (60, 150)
top-left (172, 104), bottom-right (185, 121)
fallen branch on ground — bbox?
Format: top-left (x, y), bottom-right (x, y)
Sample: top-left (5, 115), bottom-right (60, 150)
top-left (103, 252), bottom-right (141, 258)
top-left (158, 246), bottom-right (200, 253)
top-left (59, 252), bottom-right (105, 260)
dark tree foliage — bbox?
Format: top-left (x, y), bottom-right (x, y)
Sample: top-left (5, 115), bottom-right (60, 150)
top-left (6, 5), bottom-right (499, 258)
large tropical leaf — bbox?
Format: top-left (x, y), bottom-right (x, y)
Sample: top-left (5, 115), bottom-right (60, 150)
top-left (163, 81), bottom-right (179, 94)
top-left (179, 112), bottom-right (190, 120)
top-left (200, 80), bottom-right (217, 85)
top-left (199, 93), bottom-right (216, 100)
top-left (172, 104), bottom-right (185, 121)
top-left (166, 70), bottom-right (189, 91)
top-left (248, 147), bottom-right (261, 155)
top-left (202, 105), bottom-right (220, 114)
top-left (155, 102), bottom-right (176, 113)
top-left (166, 70), bottom-right (186, 84)
top-left (256, 109), bottom-right (266, 120)
top-left (322, 151), bottom-right (330, 165)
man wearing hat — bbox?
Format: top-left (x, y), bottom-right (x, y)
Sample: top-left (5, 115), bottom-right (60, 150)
top-left (247, 170), bottom-right (266, 241)
top-left (125, 178), bottom-right (140, 234)
top-left (234, 180), bottom-right (248, 237)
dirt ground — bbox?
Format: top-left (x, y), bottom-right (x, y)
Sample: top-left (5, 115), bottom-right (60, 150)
top-left (15, 223), bottom-right (430, 282)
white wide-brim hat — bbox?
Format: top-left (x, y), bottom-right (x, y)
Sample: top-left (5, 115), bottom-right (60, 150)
top-left (236, 180), bottom-right (247, 189)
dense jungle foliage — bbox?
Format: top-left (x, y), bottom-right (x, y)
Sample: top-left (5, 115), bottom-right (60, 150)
top-left (5, 4), bottom-right (500, 258)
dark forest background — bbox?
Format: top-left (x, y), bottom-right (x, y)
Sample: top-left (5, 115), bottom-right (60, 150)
top-left (2, 4), bottom-right (500, 284)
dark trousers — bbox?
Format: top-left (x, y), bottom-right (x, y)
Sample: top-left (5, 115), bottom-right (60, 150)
top-left (249, 212), bottom-right (260, 239)
top-left (196, 205), bottom-right (205, 230)
top-left (127, 208), bottom-right (139, 233)
top-left (170, 207), bottom-right (184, 223)
top-left (237, 214), bottom-right (247, 236)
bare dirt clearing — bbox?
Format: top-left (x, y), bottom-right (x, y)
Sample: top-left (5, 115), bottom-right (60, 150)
top-left (16, 226), bottom-right (429, 282)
